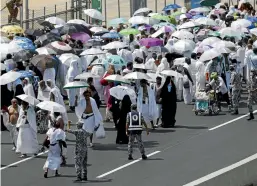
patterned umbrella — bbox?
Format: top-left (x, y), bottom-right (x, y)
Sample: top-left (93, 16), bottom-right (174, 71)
top-left (31, 54), bottom-right (57, 69)
top-left (46, 41), bottom-right (73, 55)
top-left (18, 71), bottom-right (34, 78)
top-left (13, 50), bottom-right (38, 61)
top-left (71, 32), bottom-right (91, 43)
top-left (139, 38), bottom-right (163, 47)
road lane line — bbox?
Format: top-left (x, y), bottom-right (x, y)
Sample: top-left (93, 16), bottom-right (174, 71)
top-left (0, 151), bottom-right (48, 171)
top-left (183, 152), bottom-right (257, 186)
top-left (209, 110), bottom-right (257, 131)
top-left (96, 151), bottom-right (161, 178)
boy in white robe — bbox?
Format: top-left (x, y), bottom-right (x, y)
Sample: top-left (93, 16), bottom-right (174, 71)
top-left (137, 79), bottom-right (158, 129)
top-left (16, 101), bottom-right (39, 157)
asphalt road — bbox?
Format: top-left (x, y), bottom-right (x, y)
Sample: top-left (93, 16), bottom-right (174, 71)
top-left (2, 95), bottom-right (257, 186)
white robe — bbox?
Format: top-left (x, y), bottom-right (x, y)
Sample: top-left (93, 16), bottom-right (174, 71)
top-left (43, 68), bottom-right (56, 82)
top-left (66, 60), bottom-right (79, 106)
top-left (37, 86), bottom-right (51, 101)
top-left (75, 97), bottom-right (103, 134)
top-left (195, 60), bottom-right (206, 91)
top-left (156, 58), bottom-right (169, 75)
top-left (23, 78), bottom-right (35, 98)
top-left (16, 107), bottom-right (39, 154)
top-left (137, 86), bottom-right (158, 124)
top-left (43, 128), bottom-right (66, 171)
top-left (182, 74), bottom-right (192, 105)
top-left (91, 65), bottom-right (105, 100)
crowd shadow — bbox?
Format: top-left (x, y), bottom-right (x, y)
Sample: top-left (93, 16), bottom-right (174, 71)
top-left (175, 125), bottom-right (208, 130)
top-left (1, 164), bottom-right (17, 168)
top-left (150, 129), bottom-right (175, 133)
top-left (92, 143), bottom-right (127, 151)
top-left (239, 102), bottom-right (248, 108)
top-left (104, 127), bottom-right (117, 132)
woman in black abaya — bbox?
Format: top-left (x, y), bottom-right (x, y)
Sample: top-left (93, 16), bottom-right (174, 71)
top-left (116, 95), bottom-right (132, 144)
top-left (160, 76), bottom-right (177, 128)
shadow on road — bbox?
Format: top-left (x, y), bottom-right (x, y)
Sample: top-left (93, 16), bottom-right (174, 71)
top-left (150, 129), bottom-right (175, 133)
top-left (87, 179), bottom-right (112, 183)
top-left (175, 125), bottom-right (208, 130)
top-left (1, 164), bottom-right (17, 168)
top-left (92, 143), bottom-right (127, 151)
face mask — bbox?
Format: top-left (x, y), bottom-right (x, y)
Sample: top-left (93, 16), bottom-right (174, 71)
top-left (168, 84), bottom-right (172, 92)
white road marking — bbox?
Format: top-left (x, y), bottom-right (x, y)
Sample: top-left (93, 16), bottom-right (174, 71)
top-left (209, 110), bottom-right (257, 131)
top-left (0, 151), bottom-right (48, 171)
top-left (183, 152), bottom-right (257, 186)
top-left (96, 151), bottom-right (161, 178)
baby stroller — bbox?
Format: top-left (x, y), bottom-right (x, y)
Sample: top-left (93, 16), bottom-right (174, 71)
top-left (194, 88), bottom-right (220, 116)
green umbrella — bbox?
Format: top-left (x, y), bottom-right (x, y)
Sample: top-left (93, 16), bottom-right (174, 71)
top-left (151, 14), bottom-right (170, 22)
top-left (63, 81), bottom-right (89, 89)
top-left (208, 31), bottom-right (220, 37)
top-left (171, 11), bottom-right (182, 17)
top-left (119, 28), bottom-right (140, 36)
top-left (200, 0), bottom-right (220, 7)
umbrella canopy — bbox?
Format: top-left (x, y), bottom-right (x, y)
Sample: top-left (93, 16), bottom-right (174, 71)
top-left (59, 53), bottom-right (80, 66)
top-left (123, 72), bottom-right (151, 80)
top-left (0, 63), bottom-right (6, 71)
top-left (140, 38), bottom-right (163, 47)
top-left (37, 20), bottom-right (55, 29)
top-left (218, 27), bottom-right (242, 39)
top-left (45, 17), bottom-right (65, 25)
top-left (71, 32), bottom-right (91, 43)
top-left (199, 37), bottom-right (221, 47)
top-left (75, 72), bottom-right (100, 80)
top-left (231, 19), bottom-right (252, 29)
top-left (151, 26), bottom-right (176, 38)
top-left (109, 18), bottom-right (128, 26)
top-left (13, 50), bottom-right (38, 62)
top-left (211, 40), bottom-right (236, 50)
top-left (103, 55), bottom-right (126, 68)
top-left (110, 86), bottom-right (137, 102)
top-left (161, 70), bottom-right (183, 78)
top-left (35, 33), bottom-right (62, 46)
top-left (199, 48), bottom-right (221, 62)
top-left (133, 7), bottom-right (152, 16)
top-left (84, 9), bottom-right (104, 20)
top-left (250, 28), bottom-right (257, 36)
top-left (18, 70), bottom-right (34, 78)
top-left (189, 7), bottom-right (211, 13)
top-left (0, 43), bottom-right (23, 60)
top-left (67, 19), bottom-right (90, 27)
top-left (151, 14), bottom-right (170, 22)
top-left (1, 25), bottom-right (24, 35)
top-left (200, 0), bottom-right (219, 6)
top-left (24, 29), bottom-right (44, 36)
top-left (0, 36), bottom-right (11, 43)
top-left (129, 16), bottom-right (159, 25)
top-left (104, 74), bottom-right (129, 84)
top-left (36, 47), bottom-right (57, 55)
top-left (195, 17), bottom-right (217, 26)
top-left (119, 28), bottom-right (140, 36)
top-left (46, 41), bottom-right (73, 55)
top-left (178, 21), bottom-right (200, 29)
top-left (90, 27), bottom-right (108, 33)
top-left (31, 54), bottom-right (56, 69)
top-left (172, 30), bottom-right (194, 39)
top-left (133, 63), bottom-right (148, 70)
top-left (0, 71), bottom-right (22, 85)
top-left (10, 39), bottom-right (36, 51)
top-left (16, 94), bottom-right (40, 105)
top-left (80, 48), bottom-right (106, 55)
top-left (101, 32), bottom-right (122, 39)
top-left (102, 41), bottom-right (127, 50)
top-left (37, 101), bottom-right (66, 113)
top-left (59, 23), bottom-right (91, 35)
top-left (173, 39), bottom-right (196, 53)
top-left (153, 22), bottom-right (175, 30)
top-left (163, 4), bottom-right (181, 11)
top-left (63, 81), bottom-right (89, 89)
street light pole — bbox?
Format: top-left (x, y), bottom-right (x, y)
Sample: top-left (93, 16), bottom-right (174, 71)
top-left (25, 0), bottom-right (29, 29)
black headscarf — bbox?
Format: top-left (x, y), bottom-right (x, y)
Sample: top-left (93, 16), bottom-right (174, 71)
top-left (161, 76), bottom-right (177, 104)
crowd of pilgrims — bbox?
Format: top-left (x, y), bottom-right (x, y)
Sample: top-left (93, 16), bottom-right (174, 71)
top-left (2, 0), bottom-right (257, 181)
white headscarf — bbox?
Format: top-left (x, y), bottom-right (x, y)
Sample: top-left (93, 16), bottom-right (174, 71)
top-left (66, 60), bottom-right (79, 83)
top-left (23, 77), bottom-right (35, 97)
top-left (156, 58), bottom-right (169, 74)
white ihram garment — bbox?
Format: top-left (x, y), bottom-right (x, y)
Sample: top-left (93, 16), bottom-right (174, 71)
top-left (195, 60), bottom-right (206, 92)
top-left (43, 68), bottom-right (56, 82)
top-left (16, 107), bottom-right (39, 154)
top-left (43, 128), bottom-right (66, 171)
top-left (23, 78), bottom-right (35, 97)
top-left (182, 75), bottom-right (192, 105)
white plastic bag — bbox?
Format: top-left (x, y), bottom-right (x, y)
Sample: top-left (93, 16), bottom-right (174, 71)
top-left (95, 124), bottom-right (106, 139)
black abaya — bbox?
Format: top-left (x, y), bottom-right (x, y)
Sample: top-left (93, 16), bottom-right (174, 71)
top-left (116, 95), bottom-right (131, 144)
top-left (160, 78), bottom-right (177, 127)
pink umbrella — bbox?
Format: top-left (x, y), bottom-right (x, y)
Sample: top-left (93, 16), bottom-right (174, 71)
top-left (139, 38), bottom-right (163, 47)
top-left (71, 32), bottom-right (91, 43)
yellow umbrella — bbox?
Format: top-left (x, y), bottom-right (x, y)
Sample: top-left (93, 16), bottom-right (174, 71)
top-left (1, 25), bottom-right (24, 35)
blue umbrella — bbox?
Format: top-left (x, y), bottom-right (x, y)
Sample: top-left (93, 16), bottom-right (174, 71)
top-left (162, 4), bottom-right (181, 11)
top-left (16, 42), bottom-right (36, 51)
top-left (192, 14), bottom-right (205, 19)
top-left (101, 32), bottom-right (122, 39)
top-left (103, 55), bottom-right (127, 71)
top-left (109, 18), bottom-right (127, 26)
top-left (13, 36), bottom-right (33, 44)
top-left (19, 71), bottom-right (33, 78)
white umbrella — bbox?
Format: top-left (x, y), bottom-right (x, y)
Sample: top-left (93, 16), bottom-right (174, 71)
top-left (37, 101), bottom-right (66, 113)
top-left (104, 74), bottom-right (129, 83)
top-left (253, 40), bottom-right (257, 48)
top-left (173, 39), bottom-right (196, 53)
top-left (45, 17), bottom-right (65, 25)
top-left (133, 63), bottom-right (148, 70)
top-left (151, 26), bottom-right (176, 38)
top-left (0, 36), bottom-right (11, 43)
top-left (133, 7), bottom-right (152, 16)
top-left (123, 72), bottom-right (151, 80)
top-left (146, 73), bottom-right (164, 82)
top-left (199, 37), bottom-right (221, 47)
top-left (59, 53), bottom-right (80, 66)
top-left (90, 27), bottom-right (108, 33)
top-left (129, 16), bottom-right (159, 25)
top-left (16, 94), bottom-right (40, 105)
top-left (172, 30), bottom-right (194, 39)
top-left (189, 7), bottom-right (211, 13)
top-left (161, 70), bottom-right (183, 78)
top-left (195, 17), bottom-right (217, 26)
top-left (102, 41), bottom-right (127, 50)
top-left (36, 47), bottom-right (57, 55)
top-left (63, 81), bottom-right (89, 89)
top-left (80, 48), bottom-right (106, 55)
top-left (211, 40), bottom-right (236, 49)
top-left (218, 27), bottom-right (242, 39)
top-left (199, 48), bottom-right (221, 62)
top-left (84, 9), bottom-right (104, 21)
top-left (173, 57), bottom-right (197, 66)
top-left (75, 72), bottom-right (100, 80)
top-left (0, 71), bottom-right (21, 85)
top-left (110, 86), bottom-right (137, 102)
top-left (0, 63), bottom-right (6, 71)
top-left (67, 19), bottom-right (90, 27)
top-left (178, 21), bottom-right (200, 29)
top-left (231, 19), bottom-right (252, 29)
top-left (250, 28), bottom-right (257, 36)
top-left (0, 43), bottom-right (22, 60)
top-left (50, 41), bottom-right (73, 51)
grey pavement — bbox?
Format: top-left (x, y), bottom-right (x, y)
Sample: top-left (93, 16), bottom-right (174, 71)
top-left (1, 97), bottom-right (257, 186)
